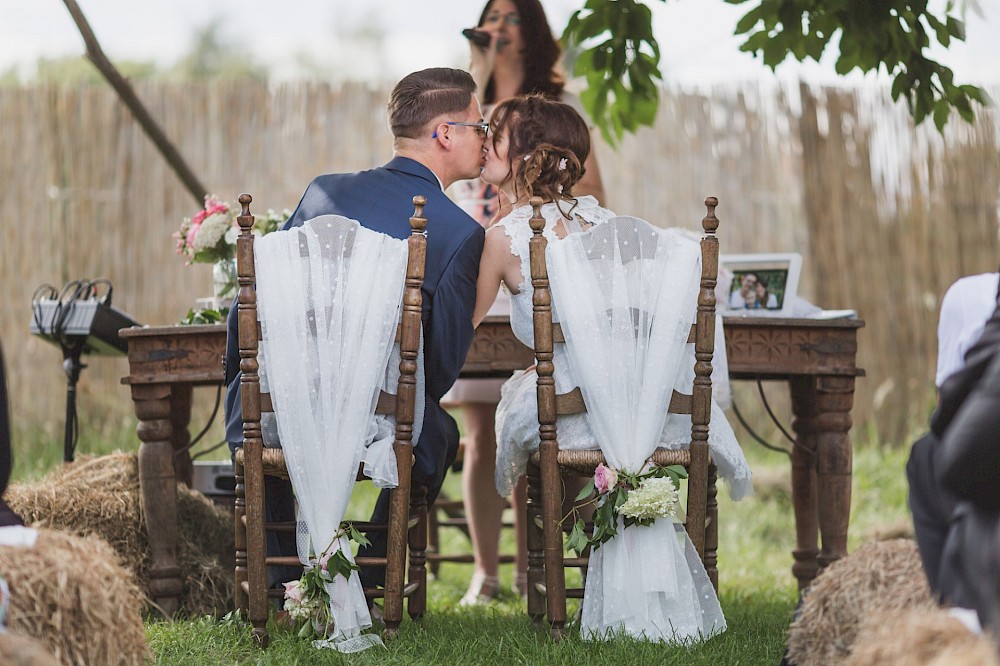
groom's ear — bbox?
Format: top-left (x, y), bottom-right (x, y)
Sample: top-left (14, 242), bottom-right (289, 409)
top-left (429, 119), bottom-right (450, 149)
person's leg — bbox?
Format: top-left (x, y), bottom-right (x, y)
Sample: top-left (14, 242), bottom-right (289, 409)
top-left (906, 431), bottom-right (957, 596)
top-left (461, 401), bottom-right (505, 602)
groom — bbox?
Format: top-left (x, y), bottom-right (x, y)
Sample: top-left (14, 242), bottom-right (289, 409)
top-left (223, 67), bottom-right (487, 587)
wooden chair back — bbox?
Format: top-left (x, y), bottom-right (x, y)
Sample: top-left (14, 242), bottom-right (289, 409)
top-left (525, 195), bottom-right (720, 639)
top-left (233, 193), bottom-right (428, 647)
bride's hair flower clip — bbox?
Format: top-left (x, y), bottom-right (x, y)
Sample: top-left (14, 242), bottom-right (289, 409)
top-left (523, 154), bottom-right (531, 162)
top-left (558, 158), bottom-right (567, 171)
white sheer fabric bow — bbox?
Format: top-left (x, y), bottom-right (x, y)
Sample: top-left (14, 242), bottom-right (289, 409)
top-left (255, 214), bottom-right (423, 652)
top-left (547, 216), bottom-right (726, 642)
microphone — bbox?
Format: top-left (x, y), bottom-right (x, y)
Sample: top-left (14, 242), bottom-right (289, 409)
top-left (462, 28), bottom-right (491, 48)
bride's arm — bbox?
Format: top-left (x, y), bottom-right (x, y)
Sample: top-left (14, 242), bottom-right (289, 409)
top-left (473, 225), bottom-right (518, 327)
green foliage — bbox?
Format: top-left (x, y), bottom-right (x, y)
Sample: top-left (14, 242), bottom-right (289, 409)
top-left (178, 307), bottom-right (228, 325)
top-left (728, 0), bottom-right (987, 130)
top-left (566, 463), bottom-right (688, 554)
top-left (164, 24), bottom-right (267, 82)
top-left (562, 0), bottom-right (663, 145)
top-left (564, 0), bottom-right (987, 143)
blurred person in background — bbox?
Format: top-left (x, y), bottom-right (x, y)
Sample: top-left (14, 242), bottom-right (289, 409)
top-left (446, 0), bottom-right (606, 606)
top-left (907, 271), bottom-right (1000, 634)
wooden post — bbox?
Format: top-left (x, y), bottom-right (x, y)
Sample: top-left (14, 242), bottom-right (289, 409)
top-left (235, 194), bottom-right (268, 647)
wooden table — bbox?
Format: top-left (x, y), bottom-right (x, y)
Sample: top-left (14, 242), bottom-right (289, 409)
top-left (122, 314), bottom-right (862, 613)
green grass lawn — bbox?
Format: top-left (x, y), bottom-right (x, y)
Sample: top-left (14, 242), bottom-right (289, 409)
top-left (140, 441), bottom-right (911, 665)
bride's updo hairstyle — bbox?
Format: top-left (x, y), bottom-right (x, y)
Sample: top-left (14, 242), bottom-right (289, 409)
top-left (489, 94), bottom-right (590, 218)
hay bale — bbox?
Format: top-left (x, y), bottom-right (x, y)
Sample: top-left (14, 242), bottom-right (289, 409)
top-left (844, 608), bottom-right (1000, 666)
top-left (787, 538), bottom-right (935, 666)
top-left (0, 529), bottom-right (149, 665)
top-left (4, 452), bottom-right (233, 616)
top-left (0, 632), bottom-right (61, 666)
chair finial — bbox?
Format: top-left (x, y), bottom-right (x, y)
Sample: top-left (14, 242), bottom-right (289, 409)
top-left (238, 193), bottom-right (254, 232)
top-left (529, 196), bottom-right (544, 233)
top-left (410, 195), bottom-right (427, 233)
top-left (702, 197), bottom-right (719, 235)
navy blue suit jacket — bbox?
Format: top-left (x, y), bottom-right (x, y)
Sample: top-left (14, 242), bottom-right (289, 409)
top-left (224, 156), bottom-right (484, 492)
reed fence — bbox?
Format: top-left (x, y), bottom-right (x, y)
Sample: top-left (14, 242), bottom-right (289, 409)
top-left (1, 80), bottom-right (997, 448)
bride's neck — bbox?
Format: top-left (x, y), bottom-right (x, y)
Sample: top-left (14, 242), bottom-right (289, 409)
top-left (499, 184), bottom-right (551, 211)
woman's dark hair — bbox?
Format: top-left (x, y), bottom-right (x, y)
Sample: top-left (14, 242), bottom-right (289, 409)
top-left (478, 0), bottom-right (564, 103)
top-left (490, 94), bottom-right (590, 217)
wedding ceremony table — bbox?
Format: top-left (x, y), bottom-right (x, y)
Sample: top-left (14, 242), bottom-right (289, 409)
top-left (121, 314), bottom-right (863, 614)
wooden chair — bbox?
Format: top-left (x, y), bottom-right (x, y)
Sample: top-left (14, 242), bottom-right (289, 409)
top-left (425, 449), bottom-right (516, 576)
top-left (525, 196), bottom-right (721, 640)
top-left (233, 193), bottom-right (429, 647)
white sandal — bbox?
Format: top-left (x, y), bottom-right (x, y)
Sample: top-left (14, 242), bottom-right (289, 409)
top-left (459, 572), bottom-right (501, 606)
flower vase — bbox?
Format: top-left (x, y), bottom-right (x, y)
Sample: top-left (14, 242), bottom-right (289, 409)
top-left (212, 258), bottom-right (237, 302)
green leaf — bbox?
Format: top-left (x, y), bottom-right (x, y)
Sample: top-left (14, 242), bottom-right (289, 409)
top-left (297, 621), bottom-right (314, 639)
top-left (575, 478), bottom-right (596, 502)
top-left (565, 519), bottom-right (589, 554)
top-left (735, 6), bottom-right (764, 35)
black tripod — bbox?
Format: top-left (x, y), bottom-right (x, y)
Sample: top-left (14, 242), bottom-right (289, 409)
top-left (61, 339), bottom-right (87, 462)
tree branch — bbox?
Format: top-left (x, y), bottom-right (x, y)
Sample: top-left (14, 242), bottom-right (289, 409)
top-left (61, 0), bottom-right (208, 205)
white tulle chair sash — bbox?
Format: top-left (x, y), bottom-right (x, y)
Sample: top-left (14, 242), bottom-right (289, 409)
top-left (254, 214), bottom-right (418, 652)
top-left (546, 216), bottom-right (726, 642)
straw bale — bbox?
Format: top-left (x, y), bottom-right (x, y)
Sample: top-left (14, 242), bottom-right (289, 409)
top-left (0, 632), bottom-right (61, 666)
top-left (787, 538), bottom-right (935, 666)
top-left (844, 608), bottom-right (1000, 666)
top-left (4, 452), bottom-right (233, 616)
top-left (0, 529), bottom-right (149, 666)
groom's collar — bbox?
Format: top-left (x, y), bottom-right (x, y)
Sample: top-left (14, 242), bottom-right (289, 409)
top-left (384, 156), bottom-right (444, 192)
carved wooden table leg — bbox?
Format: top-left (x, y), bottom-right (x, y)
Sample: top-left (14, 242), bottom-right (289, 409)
top-left (790, 377), bottom-right (820, 590)
top-left (169, 384), bottom-right (194, 487)
top-left (814, 376), bottom-right (854, 572)
top-left (132, 383), bottom-right (183, 617)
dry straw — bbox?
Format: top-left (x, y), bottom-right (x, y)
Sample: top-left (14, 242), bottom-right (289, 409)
top-left (0, 631), bottom-right (61, 666)
top-left (5, 452), bottom-right (233, 616)
top-left (844, 608), bottom-right (1000, 666)
top-left (0, 529), bottom-right (149, 665)
top-left (787, 538), bottom-right (935, 665)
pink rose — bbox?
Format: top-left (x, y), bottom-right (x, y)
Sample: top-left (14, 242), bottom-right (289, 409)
top-left (283, 580), bottom-right (304, 604)
top-left (594, 463), bottom-right (618, 494)
top-left (191, 209), bottom-right (207, 226)
top-left (319, 548), bottom-right (333, 573)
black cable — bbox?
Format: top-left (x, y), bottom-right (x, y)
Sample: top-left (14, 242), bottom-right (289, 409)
top-left (730, 398), bottom-right (791, 457)
top-left (756, 379), bottom-right (797, 444)
top-left (175, 385), bottom-right (223, 460)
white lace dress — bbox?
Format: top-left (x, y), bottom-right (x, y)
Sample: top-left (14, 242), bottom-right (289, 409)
top-left (493, 197), bottom-right (753, 502)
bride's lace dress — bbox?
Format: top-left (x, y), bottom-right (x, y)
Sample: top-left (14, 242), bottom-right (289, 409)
top-left (492, 196), bottom-right (753, 643)
top-left (493, 197), bottom-right (752, 501)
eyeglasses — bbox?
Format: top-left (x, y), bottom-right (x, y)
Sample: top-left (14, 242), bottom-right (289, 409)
top-left (432, 121), bottom-right (490, 139)
top-left (483, 12), bottom-right (521, 26)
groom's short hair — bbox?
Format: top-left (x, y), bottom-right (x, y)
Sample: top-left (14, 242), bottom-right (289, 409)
top-left (388, 68), bottom-right (477, 140)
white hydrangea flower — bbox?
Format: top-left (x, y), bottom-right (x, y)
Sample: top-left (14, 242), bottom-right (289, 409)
top-left (193, 212), bottom-right (231, 252)
top-left (619, 476), bottom-right (680, 521)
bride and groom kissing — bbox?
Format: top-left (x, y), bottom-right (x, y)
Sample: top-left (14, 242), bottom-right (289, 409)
top-left (222, 66), bottom-right (751, 643)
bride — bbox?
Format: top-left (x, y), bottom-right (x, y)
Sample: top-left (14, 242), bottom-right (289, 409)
top-left (472, 94), bottom-right (752, 641)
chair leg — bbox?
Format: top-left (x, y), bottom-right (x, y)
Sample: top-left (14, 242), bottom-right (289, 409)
top-left (705, 462), bottom-right (719, 591)
top-left (407, 485), bottom-right (428, 621)
top-left (426, 493), bottom-right (440, 577)
top-left (383, 483), bottom-right (409, 637)
top-left (244, 443), bottom-right (270, 648)
top-left (540, 447), bottom-right (567, 641)
top-left (526, 461), bottom-right (545, 630)
top-left (234, 452), bottom-right (248, 616)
